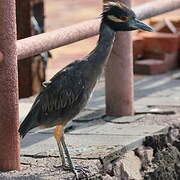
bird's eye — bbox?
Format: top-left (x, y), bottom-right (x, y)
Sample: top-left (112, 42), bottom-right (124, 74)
top-left (119, 16), bottom-right (128, 21)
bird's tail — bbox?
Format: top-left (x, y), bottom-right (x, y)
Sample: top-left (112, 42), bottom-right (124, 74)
top-left (18, 106), bottom-right (40, 138)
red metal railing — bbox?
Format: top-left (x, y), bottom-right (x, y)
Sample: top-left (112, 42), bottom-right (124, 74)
top-left (0, 0), bottom-right (180, 171)
top-left (17, 0), bottom-right (180, 60)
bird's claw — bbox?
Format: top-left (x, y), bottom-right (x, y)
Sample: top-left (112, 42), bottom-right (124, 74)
top-left (53, 164), bottom-right (69, 170)
top-left (54, 164), bottom-right (90, 179)
top-left (71, 165), bottom-right (90, 180)
top-left (62, 165), bottom-right (72, 171)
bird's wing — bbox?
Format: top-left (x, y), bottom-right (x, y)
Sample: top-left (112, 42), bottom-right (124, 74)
top-left (41, 76), bottom-right (84, 113)
top-left (34, 60), bottom-right (85, 114)
top-left (19, 60), bottom-right (85, 137)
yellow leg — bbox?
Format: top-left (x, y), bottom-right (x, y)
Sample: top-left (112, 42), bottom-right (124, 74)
top-left (61, 136), bottom-right (76, 173)
top-left (54, 125), bottom-right (64, 142)
top-left (54, 126), bottom-right (81, 179)
top-left (54, 125), bottom-right (66, 166)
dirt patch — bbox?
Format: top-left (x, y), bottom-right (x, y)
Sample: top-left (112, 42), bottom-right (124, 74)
top-left (0, 158), bottom-right (102, 180)
top-left (143, 124), bottom-right (180, 180)
top-left (144, 145), bottom-right (180, 180)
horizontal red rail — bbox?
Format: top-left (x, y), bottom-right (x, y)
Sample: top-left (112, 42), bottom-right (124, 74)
top-left (17, 19), bottom-right (100, 60)
top-left (17, 0), bottom-right (180, 60)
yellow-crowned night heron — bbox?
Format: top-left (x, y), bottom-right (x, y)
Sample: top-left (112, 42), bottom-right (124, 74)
top-left (19, 2), bottom-right (153, 179)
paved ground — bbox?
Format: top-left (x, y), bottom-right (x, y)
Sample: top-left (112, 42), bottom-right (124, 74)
top-left (1, 69), bottom-right (177, 179)
top-left (19, 70), bottom-right (180, 155)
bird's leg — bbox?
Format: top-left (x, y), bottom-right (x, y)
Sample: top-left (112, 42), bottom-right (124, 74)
top-left (54, 125), bottom-right (66, 167)
top-left (55, 127), bottom-right (89, 179)
top-left (61, 136), bottom-right (77, 173)
top-left (61, 136), bottom-right (89, 179)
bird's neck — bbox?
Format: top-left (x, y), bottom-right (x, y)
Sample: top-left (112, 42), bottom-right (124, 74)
top-left (87, 22), bottom-right (115, 69)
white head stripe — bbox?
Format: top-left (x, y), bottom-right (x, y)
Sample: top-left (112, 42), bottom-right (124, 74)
top-left (107, 15), bottom-right (125, 23)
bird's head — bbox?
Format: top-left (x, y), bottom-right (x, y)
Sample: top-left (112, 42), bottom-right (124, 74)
top-left (102, 1), bottom-right (153, 32)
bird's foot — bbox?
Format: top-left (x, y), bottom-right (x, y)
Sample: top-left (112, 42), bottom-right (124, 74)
top-left (53, 164), bottom-right (69, 170)
top-left (54, 164), bottom-right (90, 179)
top-left (66, 165), bottom-right (90, 180)
top-left (74, 165), bottom-right (90, 180)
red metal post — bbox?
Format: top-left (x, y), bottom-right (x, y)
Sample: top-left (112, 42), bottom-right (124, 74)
top-left (105, 0), bottom-right (134, 116)
top-left (0, 0), bottom-right (20, 170)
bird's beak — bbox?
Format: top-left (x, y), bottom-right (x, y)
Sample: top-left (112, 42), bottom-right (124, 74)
top-left (131, 18), bottom-right (154, 32)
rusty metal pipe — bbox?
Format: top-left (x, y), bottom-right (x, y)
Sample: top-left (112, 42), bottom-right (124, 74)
top-left (105, 0), bottom-right (134, 116)
top-left (0, 0), bottom-right (20, 170)
top-left (17, 0), bottom-right (180, 59)
top-left (17, 19), bottom-right (100, 60)
top-left (134, 0), bottom-right (180, 20)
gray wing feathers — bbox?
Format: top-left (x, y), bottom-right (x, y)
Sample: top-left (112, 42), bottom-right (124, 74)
top-left (19, 60), bottom-right (85, 136)
top-left (39, 60), bottom-right (84, 114)
top-left (40, 80), bottom-right (83, 114)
